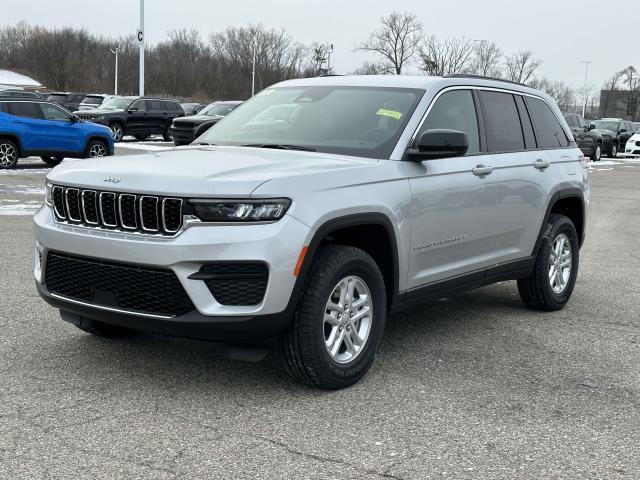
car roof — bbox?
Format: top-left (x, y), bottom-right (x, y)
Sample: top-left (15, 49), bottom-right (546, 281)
top-left (600, 118), bottom-right (623, 121)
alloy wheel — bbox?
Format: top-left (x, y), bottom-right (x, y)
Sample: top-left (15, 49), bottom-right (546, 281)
top-left (0, 142), bottom-right (17, 167)
top-left (110, 125), bottom-right (123, 142)
top-left (323, 275), bottom-right (372, 364)
top-left (89, 143), bottom-right (107, 158)
top-left (595, 145), bottom-right (601, 161)
top-left (548, 233), bottom-right (572, 294)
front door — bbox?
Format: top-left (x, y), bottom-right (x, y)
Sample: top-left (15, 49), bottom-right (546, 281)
top-left (405, 89), bottom-right (498, 290)
top-left (39, 103), bottom-right (84, 154)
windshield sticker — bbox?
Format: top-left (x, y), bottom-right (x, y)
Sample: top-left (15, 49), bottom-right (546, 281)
top-left (376, 108), bottom-right (402, 120)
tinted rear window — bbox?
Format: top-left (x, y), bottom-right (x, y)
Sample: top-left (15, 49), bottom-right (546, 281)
top-left (526, 97), bottom-right (570, 148)
top-left (82, 96), bottom-right (103, 105)
top-left (9, 101), bottom-right (44, 119)
top-left (47, 94), bottom-right (68, 102)
top-left (480, 91), bottom-right (524, 152)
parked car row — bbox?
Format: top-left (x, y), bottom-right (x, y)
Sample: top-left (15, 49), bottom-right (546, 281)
top-left (171, 100), bottom-right (242, 145)
top-left (563, 113), bottom-right (638, 161)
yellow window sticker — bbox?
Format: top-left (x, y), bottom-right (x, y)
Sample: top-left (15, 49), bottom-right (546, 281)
top-left (376, 108), bottom-right (403, 120)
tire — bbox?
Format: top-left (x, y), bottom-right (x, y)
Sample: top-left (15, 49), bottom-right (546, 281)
top-left (590, 142), bottom-right (601, 162)
top-left (0, 139), bottom-right (19, 169)
top-left (517, 214), bottom-right (579, 311)
top-left (40, 155), bottom-right (64, 167)
top-left (85, 139), bottom-right (108, 158)
top-left (279, 245), bottom-right (387, 390)
top-left (163, 123), bottom-right (173, 141)
top-left (74, 317), bottom-right (133, 337)
top-left (134, 135), bottom-right (148, 141)
top-left (609, 142), bottom-right (618, 158)
top-left (109, 122), bottom-right (124, 142)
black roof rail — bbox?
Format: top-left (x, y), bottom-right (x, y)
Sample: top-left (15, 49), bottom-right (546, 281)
top-left (444, 74), bottom-right (530, 88)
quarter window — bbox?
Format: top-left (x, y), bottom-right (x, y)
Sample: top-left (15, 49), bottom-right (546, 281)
top-left (479, 91), bottom-right (524, 152)
top-left (526, 97), bottom-right (570, 148)
top-left (418, 90), bottom-right (480, 154)
top-left (515, 95), bottom-right (536, 149)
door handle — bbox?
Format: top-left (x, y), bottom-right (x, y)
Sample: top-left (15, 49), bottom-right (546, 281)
top-left (534, 159), bottom-right (550, 170)
top-left (472, 164), bottom-right (494, 176)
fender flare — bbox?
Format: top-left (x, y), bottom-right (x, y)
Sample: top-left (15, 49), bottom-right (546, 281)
top-left (532, 187), bottom-right (586, 256)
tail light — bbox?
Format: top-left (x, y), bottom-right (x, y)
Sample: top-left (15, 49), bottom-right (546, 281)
top-left (578, 155), bottom-right (588, 168)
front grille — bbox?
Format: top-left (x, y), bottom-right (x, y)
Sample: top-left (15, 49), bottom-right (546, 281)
top-left (172, 123), bottom-right (196, 142)
top-left (636, 141), bottom-right (640, 147)
top-left (77, 113), bottom-right (96, 121)
top-left (45, 252), bottom-right (195, 317)
top-left (191, 263), bottom-right (268, 306)
top-left (52, 185), bottom-right (183, 236)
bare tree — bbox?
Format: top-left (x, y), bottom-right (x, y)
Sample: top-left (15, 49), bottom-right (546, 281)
top-left (418, 35), bottom-right (475, 76)
top-left (529, 78), bottom-right (575, 111)
top-left (468, 41), bottom-right (503, 77)
top-left (357, 11), bottom-right (422, 74)
top-left (307, 42), bottom-right (330, 75)
top-left (504, 50), bottom-right (541, 83)
top-left (600, 70), bottom-right (624, 117)
top-left (349, 61), bottom-right (390, 75)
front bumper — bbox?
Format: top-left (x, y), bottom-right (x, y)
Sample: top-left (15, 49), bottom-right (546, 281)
top-left (33, 205), bottom-right (311, 340)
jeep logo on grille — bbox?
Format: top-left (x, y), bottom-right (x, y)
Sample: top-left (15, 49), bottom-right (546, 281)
top-left (103, 176), bottom-right (121, 184)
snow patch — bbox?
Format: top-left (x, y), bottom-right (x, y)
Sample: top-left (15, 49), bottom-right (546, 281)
top-left (0, 204), bottom-right (41, 215)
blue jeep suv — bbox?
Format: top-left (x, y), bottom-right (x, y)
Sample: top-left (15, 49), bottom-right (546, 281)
top-left (0, 98), bottom-right (114, 169)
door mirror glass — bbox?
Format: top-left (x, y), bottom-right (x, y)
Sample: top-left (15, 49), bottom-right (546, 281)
top-left (408, 129), bottom-right (469, 160)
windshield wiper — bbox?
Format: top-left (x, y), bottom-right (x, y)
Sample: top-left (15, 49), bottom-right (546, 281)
top-left (240, 143), bottom-right (316, 152)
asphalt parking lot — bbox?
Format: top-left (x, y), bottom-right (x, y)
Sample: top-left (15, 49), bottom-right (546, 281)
top-left (1, 149), bottom-right (639, 479)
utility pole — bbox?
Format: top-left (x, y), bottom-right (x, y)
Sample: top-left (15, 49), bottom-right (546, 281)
top-left (251, 35), bottom-right (257, 96)
top-left (581, 60), bottom-right (592, 117)
top-left (109, 46), bottom-right (120, 95)
top-left (138, 0), bottom-right (145, 96)
top-left (326, 44), bottom-right (334, 74)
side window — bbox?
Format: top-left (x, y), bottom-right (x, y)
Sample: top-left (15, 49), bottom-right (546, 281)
top-left (577, 116), bottom-right (587, 129)
top-left (8, 102), bottom-right (44, 119)
top-left (130, 100), bottom-right (146, 111)
top-left (40, 103), bottom-right (72, 121)
top-left (418, 90), bottom-right (480, 154)
top-left (0, 102), bottom-right (7, 113)
top-left (564, 115), bottom-right (575, 128)
top-left (479, 91), bottom-right (524, 152)
top-left (526, 97), bottom-right (570, 148)
top-left (147, 100), bottom-right (162, 111)
top-left (515, 95), bottom-right (536, 149)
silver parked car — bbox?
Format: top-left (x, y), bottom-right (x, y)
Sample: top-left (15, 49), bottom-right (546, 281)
top-left (33, 75), bottom-right (589, 389)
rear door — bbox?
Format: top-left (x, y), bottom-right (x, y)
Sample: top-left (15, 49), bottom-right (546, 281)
top-left (7, 101), bottom-right (49, 154)
top-left (146, 100), bottom-right (164, 134)
top-left (480, 91), bottom-right (548, 262)
top-left (575, 115), bottom-right (594, 155)
top-left (39, 102), bottom-right (84, 154)
top-left (126, 99), bottom-right (148, 134)
top-left (405, 88), bottom-right (499, 289)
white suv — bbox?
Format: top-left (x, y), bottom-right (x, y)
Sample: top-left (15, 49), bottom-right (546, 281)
top-left (33, 75), bottom-right (590, 389)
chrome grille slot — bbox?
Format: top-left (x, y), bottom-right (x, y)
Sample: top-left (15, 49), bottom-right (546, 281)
top-left (99, 192), bottom-right (117, 227)
top-left (51, 185), bottom-right (184, 236)
top-left (81, 190), bottom-right (98, 225)
top-left (140, 196), bottom-right (159, 231)
top-left (52, 186), bottom-right (66, 219)
top-left (65, 188), bottom-right (81, 222)
top-left (119, 194), bottom-right (137, 230)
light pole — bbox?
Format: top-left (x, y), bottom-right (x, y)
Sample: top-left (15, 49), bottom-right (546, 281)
top-left (326, 43), bottom-right (334, 74)
top-left (109, 46), bottom-right (120, 95)
top-left (138, 0), bottom-right (145, 96)
top-left (251, 35), bottom-right (257, 97)
top-left (581, 60), bottom-right (592, 117)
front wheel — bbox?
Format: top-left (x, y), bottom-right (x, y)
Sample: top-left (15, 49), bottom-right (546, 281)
top-left (279, 245), bottom-right (387, 390)
top-left (609, 142), bottom-right (618, 158)
top-left (590, 143), bottom-right (601, 162)
top-left (109, 123), bottom-right (124, 142)
top-left (518, 214), bottom-right (579, 311)
top-left (85, 140), bottom-right (108, 158)
top-left (163, 124), bottom-right (173, 141)
top-left (41, 155), bottom-right (64, 167)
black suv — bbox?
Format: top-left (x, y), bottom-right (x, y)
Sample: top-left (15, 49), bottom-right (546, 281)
top-left (564, 113), bottom-right (603, 161)
top-left (590, 118), bottom-right (636, 158)
top-left (75, 96), bottom-right (184, 142)
top-left (0, 90), bottom-right (42, 99)
top-left (47, 92), bottom-right (87, 112)
top-left (171, 101), bottom-right (242, 146)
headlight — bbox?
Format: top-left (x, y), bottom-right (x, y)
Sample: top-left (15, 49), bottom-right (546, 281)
top-left (45, 182), bottom-right (52, 206)
top-left (189, 198), bottom-right (291, 223)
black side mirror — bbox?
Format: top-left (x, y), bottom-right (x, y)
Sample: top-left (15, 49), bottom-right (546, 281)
top-left (619, 128), bottom-right (627, 134)
top-left (70, 115), bottom-right (79, 123)
top-left (589, 123), bottom-right (596, 130)
top-left (407, 129), bottom-right (469, 161)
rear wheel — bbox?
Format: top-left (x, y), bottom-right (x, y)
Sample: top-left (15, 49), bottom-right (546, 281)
top-left (0, 139), bottom-right (19, 169)
top-left (85, 140), bottom-right (108, 158)
top-left (40, 155), bottom-right (64, 167)
top-left (590, 142), bottom-right (601, 162)
top-left (74, 317), bottom-right (134, 337)
top-left (518, 214), bottom-right (579, 311)
top-left (109, 123), bottom-right (124, 142)
top-left (279, 245), bottom-right (387, 390)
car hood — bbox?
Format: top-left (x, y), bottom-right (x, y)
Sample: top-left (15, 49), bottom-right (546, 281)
top-left (174, 114), bottom-right (222, 124)
top-left (593, 128), bottom-right (615, 136)
top-left (46, 146), bottom-right (379, 197)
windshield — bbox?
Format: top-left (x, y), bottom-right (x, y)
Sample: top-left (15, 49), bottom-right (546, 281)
top-left (592, 120), bottom-right (620, 132)
top-left (197, 86), bottom-right (423, 158)
top-left (47, 94), bottom-right (67, 101)
top-left (199, 102), bottom-right (238, 117)
top-left (100, 97), bottom-right (135, 110)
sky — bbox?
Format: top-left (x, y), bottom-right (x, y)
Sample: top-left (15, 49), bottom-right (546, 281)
top-left (0, 0), bottom-right (629, 92)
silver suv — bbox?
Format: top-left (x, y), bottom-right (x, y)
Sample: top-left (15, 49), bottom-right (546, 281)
top-left (33, 75), bottom-right (589, 389)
